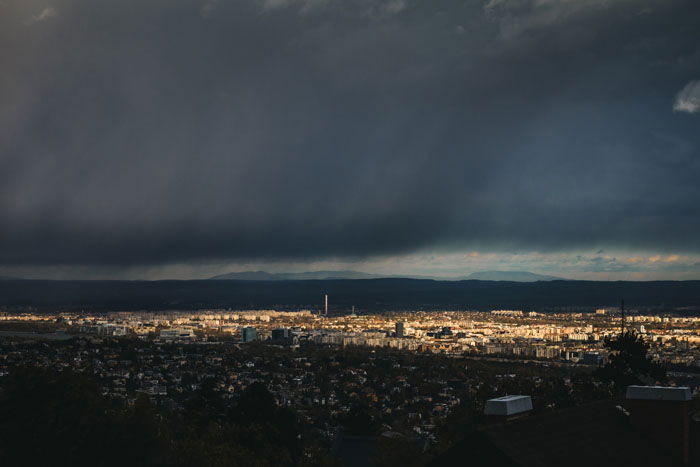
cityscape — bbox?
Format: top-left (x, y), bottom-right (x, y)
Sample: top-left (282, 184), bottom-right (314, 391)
top-left (3, 304), bottom-right (700, 368)
top-left (1, 300), bottom-right (700, 464)
top-left (2, 0), bottom-right (700, 465)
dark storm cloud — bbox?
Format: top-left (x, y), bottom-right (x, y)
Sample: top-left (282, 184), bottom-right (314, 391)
top-left (1, 0), bottom-right (699, 266)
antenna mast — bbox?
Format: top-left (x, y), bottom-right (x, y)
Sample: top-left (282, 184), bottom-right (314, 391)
top-left (620, 299), bottom-right (625, 335)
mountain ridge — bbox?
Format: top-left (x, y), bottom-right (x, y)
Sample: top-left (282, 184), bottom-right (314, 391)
top-left (209, 270), bottom-right (563, 282)
top-left (209, 270), bottom-right (385, 281)
top-left (464, 271), bottom-right (563, 282)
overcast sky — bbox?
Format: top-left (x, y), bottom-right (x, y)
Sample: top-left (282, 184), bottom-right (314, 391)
top-left (1, 0), bottom-right (699, 280)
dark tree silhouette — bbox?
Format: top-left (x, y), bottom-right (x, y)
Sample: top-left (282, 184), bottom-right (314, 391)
top-left (595, 331), bottom-right (667, 393)
top-left (0, 367), bottom-right (173, 467)
top-left (0, 367), bottom-right (321, 467)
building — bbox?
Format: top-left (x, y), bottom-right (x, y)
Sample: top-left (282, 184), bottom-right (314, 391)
top-left (433, 385), bottom-right (696, 466)
top-left (271, 328), bottom-right (290, 341)
top-left (159, 328), bottom-right (195, 342)
top-left (241, 327), bottom-right (257, 342)
top-left (395, 322), bottom-right (405, 338)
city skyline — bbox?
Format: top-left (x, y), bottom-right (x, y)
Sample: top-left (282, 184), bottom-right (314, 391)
top-left (2, 2), bottom-right (700, 465)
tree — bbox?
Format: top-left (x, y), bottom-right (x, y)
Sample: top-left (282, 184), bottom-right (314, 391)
top-left (595, 331), bottom-right (666, 393)
top-left (0, 367), bottom-right (316, 467)
top-left (0, 367), bottom-right (174, 467)
top-left (227, 382), bottom-right (303, 465)
top-left (372, 435), bottom-right (427, 467)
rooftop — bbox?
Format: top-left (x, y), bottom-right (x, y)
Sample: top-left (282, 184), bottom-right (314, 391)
top-left (626, 385), bottom-right (691, 402)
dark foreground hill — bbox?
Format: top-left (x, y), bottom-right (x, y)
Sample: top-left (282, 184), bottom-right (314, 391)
top-left (1, 279), bottom-right (700, 312)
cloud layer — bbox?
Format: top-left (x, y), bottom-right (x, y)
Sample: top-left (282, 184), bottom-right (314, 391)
top-left (1, 0), bottom-right (699, 273)
top-left (674, 80), bottom-right (700, 113)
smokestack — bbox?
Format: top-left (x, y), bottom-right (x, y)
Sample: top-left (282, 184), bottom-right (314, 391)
top-left (625, 385), bottom-right (691, 464)
top-left (620, 298), bottom-right (625, 334)
top-left (324, 294), bottom-right (328, 316)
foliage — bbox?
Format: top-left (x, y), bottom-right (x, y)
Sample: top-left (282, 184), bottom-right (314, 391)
top-left (371, 435), bottom-right (427, 467)
top-left (0, 367), bottom-right (327, 467)
top-left (594, 331), bottom-right (667, 393)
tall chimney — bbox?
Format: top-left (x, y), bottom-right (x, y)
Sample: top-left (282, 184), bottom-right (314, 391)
top-left (620, 298), bottom-right (625, 334)
top-left (324, 294), bottom-right (328, 316)
top-left (625, 385), bottom-right (691, 464)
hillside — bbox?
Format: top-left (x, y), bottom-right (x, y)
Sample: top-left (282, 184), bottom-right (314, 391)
top-left (1, 278), bottom-right (699, 312)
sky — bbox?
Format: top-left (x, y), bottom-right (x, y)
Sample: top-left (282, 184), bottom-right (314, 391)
top-left (1, 0), bottom-right (699, 280)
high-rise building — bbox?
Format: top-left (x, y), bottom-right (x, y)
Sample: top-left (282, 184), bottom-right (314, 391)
top-left (271, 328), bottom-right (290, 341)
top-left (241, 327), bottom-right (257, 342)
top-left (395, 322), bottom-right (405, 338)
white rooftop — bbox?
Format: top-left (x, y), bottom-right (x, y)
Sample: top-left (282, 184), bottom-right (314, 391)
top-left (484, 395), bottom-right (533, 416)
top-left (626, 386), bottom-right (691, 402)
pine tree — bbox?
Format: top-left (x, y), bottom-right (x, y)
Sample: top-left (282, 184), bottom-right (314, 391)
top-left (595, 331), bottom-right (666, 393)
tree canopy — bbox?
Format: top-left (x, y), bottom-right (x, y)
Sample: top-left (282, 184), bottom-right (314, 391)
top-left (595, 331), bottom-right (667, 393)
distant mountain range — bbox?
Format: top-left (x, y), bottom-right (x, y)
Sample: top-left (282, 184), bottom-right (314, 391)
top-left (209, 270), bottom-right (563, 282)
top-left (463, 271), bottom-right (563, 282)
top-left (209, 270), bottom-right (384, 281)
top-left (0, 270), bottom-right (564, 282)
